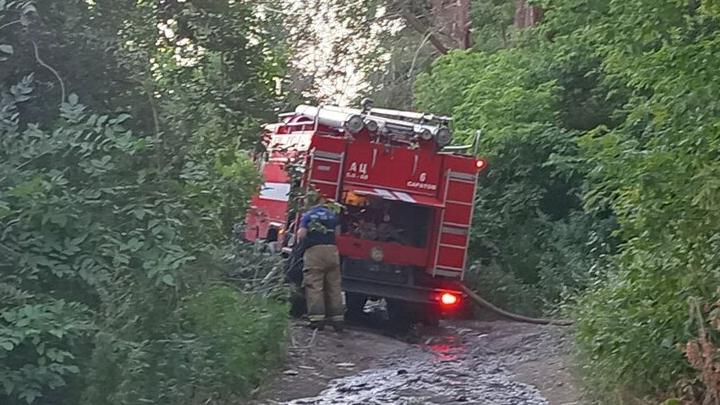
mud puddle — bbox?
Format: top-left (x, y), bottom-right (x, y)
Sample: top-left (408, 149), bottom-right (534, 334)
top-left (252, 319), bottom-right (585, 405)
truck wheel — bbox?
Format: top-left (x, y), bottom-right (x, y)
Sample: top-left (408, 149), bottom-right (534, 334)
top-left (386, 299), bottom-right (413, 332)
top-left (421, 305), bottom-right (441, 328)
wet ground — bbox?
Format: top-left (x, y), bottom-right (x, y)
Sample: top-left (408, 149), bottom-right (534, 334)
top-left (251, 316), bottom-right (587, 405)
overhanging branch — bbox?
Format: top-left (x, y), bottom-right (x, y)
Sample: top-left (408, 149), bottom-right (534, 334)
top-left (401, 11), bottom-right (448, 55)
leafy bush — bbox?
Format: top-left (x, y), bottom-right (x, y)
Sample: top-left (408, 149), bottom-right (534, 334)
top-left (573, 250), bottom-right (696, 397)
top-left (545, 0), bottom-right (720, 399)
top-left (465, 261), bottom-right (542, 316)
top-left (417, 0), bottom-right (720, 400)
top-left (0, 78), bottom-right (284, 405)
top-left (537, 212), bottom-right (617, 305)
top-left (414, 47), bottom-right (612, 315)
top-left (80, 243), bottom-right (287, 405)
top-left (183, 286), bottom-right (288, 398)
top-left (1, 1), bottom-right (291, 403)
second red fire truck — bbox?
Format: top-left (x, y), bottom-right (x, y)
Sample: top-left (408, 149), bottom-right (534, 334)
top-left (245, 100), bottom-right (486, 325)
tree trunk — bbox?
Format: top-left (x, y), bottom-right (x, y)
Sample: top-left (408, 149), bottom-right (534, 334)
top-left (429, 0), bottom-right (471, 50)
top-left (514, 0), bottom-right (543, 28)
top-left (457, 0), bottom-right (471, 49)
top-left (402, 10), bottom-right (449, 54)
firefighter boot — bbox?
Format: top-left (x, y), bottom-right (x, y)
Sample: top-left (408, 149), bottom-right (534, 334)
top-left (329, 320), bottom-right (344, 333)
top-left (307, 320), bottom-right (325, 331)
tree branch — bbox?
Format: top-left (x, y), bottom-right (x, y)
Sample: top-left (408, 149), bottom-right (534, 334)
top-left (138, 79), bottom-right (161, 142)
top-left (0, 20), bottom-right (22, 32)
top-left (401, 11), bottom-right (448, 55)
top-left (32, 41), bottom-right (66, 106)
top-left (407, 31), bottom-right (432, 79)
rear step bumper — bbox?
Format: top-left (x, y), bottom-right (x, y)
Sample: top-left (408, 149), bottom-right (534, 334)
top-left (342, 276), bottom-right (462, 307)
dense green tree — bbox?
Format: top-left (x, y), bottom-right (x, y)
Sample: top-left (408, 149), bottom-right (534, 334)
top-left (559, 0), bottom-right (720, 399)
top-left (417, 0), bottom-right (720, 401)
top-left (414, 40), bottom-right (616, 313)
top-left (1, 1), bottom-right (291, 404)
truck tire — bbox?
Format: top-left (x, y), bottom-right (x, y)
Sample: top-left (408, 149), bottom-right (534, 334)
top-left (420, 305), bottom-right (440, 328)
top-left (386, 299), bottom-right (413, 332)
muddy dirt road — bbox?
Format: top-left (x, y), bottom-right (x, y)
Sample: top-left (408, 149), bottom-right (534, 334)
top-left (252, 318), bottom-right (586, 405)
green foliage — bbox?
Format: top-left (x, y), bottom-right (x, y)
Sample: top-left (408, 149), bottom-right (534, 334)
top-left (363, 30), bottom-right (436, 110)
top-left (470, 0), bottom-right (515, 51)
top-left (464, 261), bottom-right (542, 316)
top-left (416, 0), bottom-right (720, 400)
top-left (573, 246), bottom-right (697, 396)
top-left (0, 79), bottom-right (278, 404)
top-left (0, 301), bottom-right (93, 404)
top-left (184, 286), bottom-right (288, 398)
top-left (0, 1), bottom-right (290, 404)
top-left (81, 244), bottom-right (287, 405)
top-left (415, 46), bottom-right (613, 314)
top-left (567, 0), bottom-right (720, 397)
top-left (334, 0), bottom-right (519, 107)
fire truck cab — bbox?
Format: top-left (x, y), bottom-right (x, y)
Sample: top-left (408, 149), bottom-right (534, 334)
top-left (245, 101), bottom-right (486, 324)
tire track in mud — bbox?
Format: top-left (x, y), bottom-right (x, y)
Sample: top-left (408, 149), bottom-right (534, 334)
top-left (256, 320), bottom-right (583, 405)
top-left (286, 331), bottom-right (547, 404)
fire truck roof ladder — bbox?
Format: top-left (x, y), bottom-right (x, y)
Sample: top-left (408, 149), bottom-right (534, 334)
top-left (297, 103), bottom-right (453, 147)
top-left (360, 98), bottom-right (451, 125)
top-left (366, 107), bottom-right (452, 125)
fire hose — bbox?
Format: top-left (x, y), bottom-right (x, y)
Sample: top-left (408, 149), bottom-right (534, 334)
top-left (460, 284), bottom-right (574, 326)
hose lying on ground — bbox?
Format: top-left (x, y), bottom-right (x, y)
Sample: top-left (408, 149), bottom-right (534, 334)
top-left (460, 284), bottom-right (574, 326)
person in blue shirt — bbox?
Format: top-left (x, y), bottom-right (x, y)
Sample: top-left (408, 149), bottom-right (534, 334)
top-left (297, 196), bottom-right (343, 331)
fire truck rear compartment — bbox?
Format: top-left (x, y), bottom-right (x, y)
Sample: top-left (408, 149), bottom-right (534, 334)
top-left (338, 195), bottom-right (463, 319)
top-left (341, 193), bottom-right (431, 248)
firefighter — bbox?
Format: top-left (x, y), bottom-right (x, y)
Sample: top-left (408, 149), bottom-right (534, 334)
top-left (297, 196), bottom-right (344, 332)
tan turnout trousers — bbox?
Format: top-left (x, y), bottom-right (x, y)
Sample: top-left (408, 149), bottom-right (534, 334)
top-left (303, 244), bottom-right (344, 323)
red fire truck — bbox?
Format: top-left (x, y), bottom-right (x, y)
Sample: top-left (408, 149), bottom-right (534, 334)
top-left (245, 101), bottom-right (486, 325)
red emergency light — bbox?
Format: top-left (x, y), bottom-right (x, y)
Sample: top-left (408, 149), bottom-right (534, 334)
top-left (475, 159), bottom-right (487, 171)
top-left (440, 292), bottom-right (460, 306)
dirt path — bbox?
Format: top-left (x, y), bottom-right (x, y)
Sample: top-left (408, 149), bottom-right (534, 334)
top-left (252, 319), bottom-right (586, 405)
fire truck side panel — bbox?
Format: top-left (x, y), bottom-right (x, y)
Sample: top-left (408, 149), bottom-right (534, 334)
top-left (336, 236), bottom-right (428, 267)
top-left (244, 159), bottom-right (291, 241)
top-left (439, 231), bottom-right (467, 247)
top-left (342, 139), bottom-right (442, 198)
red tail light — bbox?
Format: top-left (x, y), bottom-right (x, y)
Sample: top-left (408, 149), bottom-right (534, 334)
top-left (476, 159), bottom-right (487, 171)
top-left (440, 292), bottom-right (459, 306)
